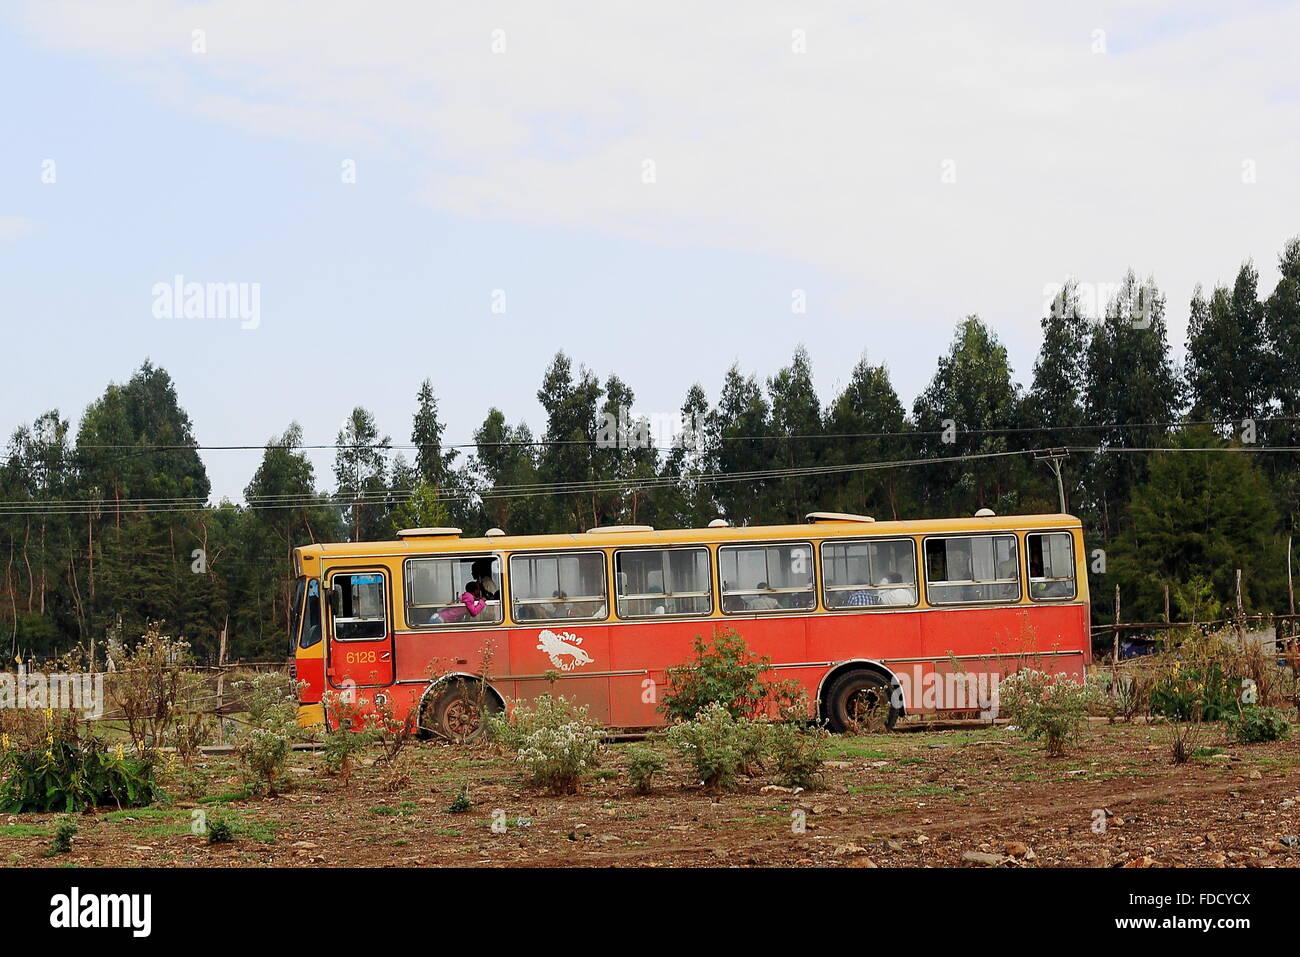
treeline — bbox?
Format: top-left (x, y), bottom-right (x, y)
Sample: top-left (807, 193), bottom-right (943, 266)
top-left (4, 238), bottom-right (1299, 661)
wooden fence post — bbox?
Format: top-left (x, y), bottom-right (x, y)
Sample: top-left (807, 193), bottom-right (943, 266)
top-left (1113, 584), bottom-right (1121, 664)
top-left (215, 617), bottom-right (228, 745)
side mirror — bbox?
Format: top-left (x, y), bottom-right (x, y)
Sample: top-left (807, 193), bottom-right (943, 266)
top-left (330, 583), bottom-right (343, 617)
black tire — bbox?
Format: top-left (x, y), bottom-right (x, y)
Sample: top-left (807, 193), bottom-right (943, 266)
top-left (824, 670), bottom-right (900, 732)
top-left (419, 680), bottom-right (501, 743)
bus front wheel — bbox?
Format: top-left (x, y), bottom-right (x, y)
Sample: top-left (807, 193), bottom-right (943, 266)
top-left (824, 670), bottom-right (899, 733)
top-left (420, 680), bottom-right (501, 743)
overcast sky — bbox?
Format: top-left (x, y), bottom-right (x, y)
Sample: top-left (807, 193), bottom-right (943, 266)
top-left (3, 1), bottom-right (1299, 503)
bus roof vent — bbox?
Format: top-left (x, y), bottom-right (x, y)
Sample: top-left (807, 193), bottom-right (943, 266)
top-left (484, 527), bottom-right (506, 537)
top-left (974, 508), bottom-right (996, 517)
top-left (707, 518), bottom-right (730, 528)
top-left (586, 525), bottom-right (654, 534)
top-left (805, 511), bottom-right (875, 524)
top-left (396, 527), bottom-right (463, 539)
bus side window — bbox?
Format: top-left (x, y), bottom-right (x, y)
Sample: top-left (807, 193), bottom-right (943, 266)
top-left (925, 535), bottom-right (1019, 605)
top-left (718, 543), bottom-right (815, 614)
top-left (615, 547), bottom-right (712, 618)
top-left (1027, 532), bottom-right (1077, 600)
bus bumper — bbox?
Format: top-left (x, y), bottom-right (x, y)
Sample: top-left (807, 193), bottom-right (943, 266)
top-left (297, 703), bottom-right (325, 728)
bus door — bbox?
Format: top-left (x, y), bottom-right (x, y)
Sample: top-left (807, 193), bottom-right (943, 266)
top-left (326, 569), bottom-right (394, 688)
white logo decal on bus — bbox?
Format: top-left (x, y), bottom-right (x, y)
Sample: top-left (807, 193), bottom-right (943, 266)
top-left (536, 630), bottom-right (594, 672)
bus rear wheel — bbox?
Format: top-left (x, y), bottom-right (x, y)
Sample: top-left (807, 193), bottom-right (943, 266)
top-left (420, 680), bottom-right (501, 743)
top-left (824, 670), bottom-right (899, 733)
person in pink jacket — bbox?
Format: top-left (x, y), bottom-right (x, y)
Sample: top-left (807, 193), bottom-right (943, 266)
top-left (432, 581), bottom-right (487, 624)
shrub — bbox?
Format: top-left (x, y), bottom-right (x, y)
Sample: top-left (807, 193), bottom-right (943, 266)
top-left (47, 816), bottom-right (78, 856)
top-left (624, 744), bottom-right (667, 795)
top-left (488, 694), bottom-right (583, 751)
top-left (0, 718), bottom-right (157, 813)
top-left (233, 671), bottom-right (302, 796)
top-left (320, 690), bottom-right (373, 784)
top-left (770, 720), bottom-right (831, 789)
top-left (206, 817), bottom-right (234, 844)
top-left (660, 628), bottom-right (801, 723)
top-left (666, 702), bottom-right (771, 791)
top-left (490, 696), bottom-right (605, 794)
top-left (1227, 705), bottom-right (1290, 744)
top-left (106, 623), bottom-right (203, 757)
top-left (1149, 630), bottom-right (1248, 721)
top-left (239, 728), bottom-right (290, 796)
top-left (446, 785), bottom-right (472, 814)
top-left (997, 669), bottom-right (1095, 756)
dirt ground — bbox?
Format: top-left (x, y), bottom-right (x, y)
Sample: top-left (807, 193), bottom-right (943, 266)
top-left (2, 721), bottom-right (1297, 868)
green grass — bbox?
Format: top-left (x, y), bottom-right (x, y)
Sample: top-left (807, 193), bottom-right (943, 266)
top-left (826, 738), bottom-right (892, 760)
top-left (0, 823), bottom-right (53, 838)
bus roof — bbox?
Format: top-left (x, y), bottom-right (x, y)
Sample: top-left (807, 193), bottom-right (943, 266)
top-left (294, 512), bottom-right (1082, 561)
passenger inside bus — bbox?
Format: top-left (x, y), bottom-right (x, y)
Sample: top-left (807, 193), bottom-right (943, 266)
top-left (431, 581), bottom-right (487, 624)
top-left (747, 582), bottom-right (781, 611)
top-left (471, 558), bottom-right (500, 601)
top-left (876, 571), bottom-right (915, 605)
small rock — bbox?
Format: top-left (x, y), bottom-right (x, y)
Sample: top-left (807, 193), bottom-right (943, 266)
top-left (761, 785), bottom-right (793, 794)
top-left (1249, 770), bottom-right (1263, 780)
top-left (823, 761), bottom-right (853, 770)
top-left (291, 841), bottom-right (318, 849)
top-left (1122, 855), bottom-right (1158, 868)
top-left (1006, 841), bottom-right (1030, 858)
top-left (833, 843), bottom-right (868, 856)
top-left (1280, 835), bottom-right (1299, 847)
top-left (962, 850), bottom-right (1005, 866)
top-left (847, 856), bottom-right (879, 868)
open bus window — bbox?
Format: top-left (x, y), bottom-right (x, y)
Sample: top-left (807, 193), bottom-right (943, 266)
top-left (615, 547), bottom-right (712, 618)
top-left (719, 543), bottom-right (815, 613)
top-left (924, 535), bottom-right (1020, 604)
top-left (300, 579), bottom-right (322, 648)
top-left (821, 538), bottom-right (917, 608)
top-left (1027, 532), bottom-right (1076, 600)
top-left (405, 555), bottom-right (504, 627)
top-left (331, 572), bottom-right (387, 640)
top-left (510, 551), bottom-right (607, 622)
top-left (288, 578), bottom-right (305, 656)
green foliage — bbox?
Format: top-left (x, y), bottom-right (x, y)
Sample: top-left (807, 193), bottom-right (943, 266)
top-left (445, 785), bottom-right (472, 814)
top-left (624, 743), bottom-right (667, 795)
top-left (206, 817), bottom-right (234, 844)
top-left (660, 628), bottom-right (791, 723)
top-left (233, 671), bottom-right (302, 795)
top-left (47, 816), bottom-right (78, 856)
top-left (489, 695), bottom-right (605, 794)
top-left (1227, 705), bottom-right (1290, 743)
top-left (769, 720), bottom-right (832, 790)
top-left (1111, 427), bottom-right (1282, 622)
top-left (0, 737), bottom-right (157, 813)
top-left (666, 702), bottom-right (772, 791)
top-left (997, 670), bottom-right (1097, 756)
top-left (1148, 632), bottom-right (1243, 722)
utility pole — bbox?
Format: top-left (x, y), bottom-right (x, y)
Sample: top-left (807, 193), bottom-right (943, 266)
top-left (1034, 448), bottom-right (1070, 513)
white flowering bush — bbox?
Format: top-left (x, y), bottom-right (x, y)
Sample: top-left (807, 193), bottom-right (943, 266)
top-left (666, 701), bottom-right (771, 791)
top-left (997, 669), bottom-right (1097, 756)
top-left (489, 695), bottom-right (604, 794)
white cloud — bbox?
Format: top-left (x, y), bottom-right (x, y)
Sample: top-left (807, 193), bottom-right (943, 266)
top-left (13, 0), bottom-right (1300, 350)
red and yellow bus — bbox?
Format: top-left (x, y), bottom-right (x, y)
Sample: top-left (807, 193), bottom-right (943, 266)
top-left (288, 510), bottom-right (1090, 737)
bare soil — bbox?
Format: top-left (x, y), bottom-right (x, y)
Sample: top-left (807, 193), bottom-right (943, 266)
top-left (3, 723), bottom-right (1298, 868)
